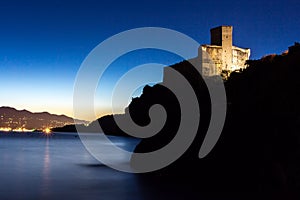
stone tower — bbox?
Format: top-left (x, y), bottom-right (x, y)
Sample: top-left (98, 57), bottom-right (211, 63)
top-left (210, 26), bottom-right (232, 47)
top-left (211, 26), bottom-right (233, 70)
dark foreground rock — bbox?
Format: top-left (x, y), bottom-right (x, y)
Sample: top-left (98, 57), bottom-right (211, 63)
top-left (131, 43), bottom-right (300, 198)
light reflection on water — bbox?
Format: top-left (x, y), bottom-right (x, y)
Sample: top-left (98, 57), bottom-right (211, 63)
top-left (0, 132), bottom-right (142, 200)
top-left (0, 132), bottom-right (215, 200)
top-left (41, 138), bottom-right (50, 198)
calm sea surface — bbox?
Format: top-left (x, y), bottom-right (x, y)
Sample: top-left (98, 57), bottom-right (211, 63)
top-left (0, 132), bottom-right (234, 200)
top-left (0, 132), bottom-right (145, 200)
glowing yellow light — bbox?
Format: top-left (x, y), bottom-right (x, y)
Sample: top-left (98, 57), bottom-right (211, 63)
top-left (11, 128), bottom-right (34, 132)
top-left (44, 128), bottom-right (51, 134)
top-left (0, 127), bottom-right (11, 132)
top-left (13, 128), bottom-right (23, 132)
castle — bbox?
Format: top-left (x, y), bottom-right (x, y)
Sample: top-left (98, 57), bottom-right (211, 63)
top-left (200, 26), bottom-right (250, 76)
top-left (164, 26), bottom-right (251, 78)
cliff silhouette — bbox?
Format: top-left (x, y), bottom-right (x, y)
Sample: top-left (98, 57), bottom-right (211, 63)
top-left (120, 43), bottom-right (300, 198)
top-left (130, 43), bottom-right (300, 198)
top-left (56, 43), bottom-right (300, 198)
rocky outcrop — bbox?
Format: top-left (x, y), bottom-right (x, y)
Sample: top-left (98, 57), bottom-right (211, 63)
top-left (129, 43), bottom-right (300, 198)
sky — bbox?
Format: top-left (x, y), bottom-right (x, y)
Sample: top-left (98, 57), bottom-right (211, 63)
top-left (0, 0), bottom-right (299, 120)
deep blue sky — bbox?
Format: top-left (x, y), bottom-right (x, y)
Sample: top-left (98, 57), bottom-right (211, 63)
top-left (0, 0), bottom-right (299, 120)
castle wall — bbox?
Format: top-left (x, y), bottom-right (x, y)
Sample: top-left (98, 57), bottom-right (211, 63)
top-left (201, 45), bottom-right (223, 75)
top-left (200, 45), bottom-right (250, 75)
top-left (232, 46), bottom-right (251, 71)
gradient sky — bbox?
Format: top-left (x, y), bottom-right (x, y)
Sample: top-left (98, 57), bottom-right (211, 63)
top-left (0, 0), bottom-right (299, 120)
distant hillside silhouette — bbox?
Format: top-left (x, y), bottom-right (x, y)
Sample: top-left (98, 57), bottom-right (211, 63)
top-left (0, 106), bottom-right (87, 130)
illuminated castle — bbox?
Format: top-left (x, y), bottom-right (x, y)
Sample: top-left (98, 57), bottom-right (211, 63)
top-left (199, 26), bottom-right (250, 76)
top-left (164, 26), bottom-right (251, 79)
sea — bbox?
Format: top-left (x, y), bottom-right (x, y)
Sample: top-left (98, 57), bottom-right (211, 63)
top-left (0, 132), bottom-right (240, 200)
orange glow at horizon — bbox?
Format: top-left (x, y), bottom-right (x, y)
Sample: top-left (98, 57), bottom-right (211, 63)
top-left (2, 104), bottom-right (118, 122)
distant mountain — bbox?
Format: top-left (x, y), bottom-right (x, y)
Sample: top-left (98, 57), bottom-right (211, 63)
top-left (0, 106), bottom-right (87, 130)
